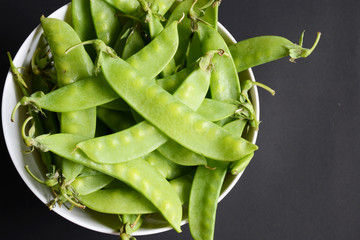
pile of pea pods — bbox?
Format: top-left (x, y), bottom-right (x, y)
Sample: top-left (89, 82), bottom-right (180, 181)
top-left (9, 0), bottom-right (320, 239)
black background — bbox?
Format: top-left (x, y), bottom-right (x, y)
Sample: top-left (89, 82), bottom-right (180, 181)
top-left (1, 0), bottom-right (360, 239)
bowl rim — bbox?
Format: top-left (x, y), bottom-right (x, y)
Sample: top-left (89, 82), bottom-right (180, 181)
top-left (2, 3), bottom-right (259, 237)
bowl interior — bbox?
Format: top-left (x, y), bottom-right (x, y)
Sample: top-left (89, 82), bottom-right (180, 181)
top-left (2, 4), bottom-right (259, 236)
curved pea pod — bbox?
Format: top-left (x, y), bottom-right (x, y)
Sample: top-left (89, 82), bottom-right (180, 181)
top-left (229, 32), bottom-right (321, 73)
top-left (19, 77), bottom-right (118, 112)
top-left (81, 188), bottom-right (158, 215)
top-left (157, 141), bottom-right (207, 166)
top-left (70, 173), bottom-right (114, 195)
top-left (78, 188), bottom-right (158, 214)
top-left (229, 152), bottom-right (254, 175)
top-left (100, 52), bottom-right (257, 161)
top-left (196, 98), bottom-right (239, 122)
top-left (188, 160), bottom-right (228, 240)
top-left (90, 0), bottom-right (122, 47)
top-left (76, 121), bottom-right (168, 164)
top-left (196, 22), bottom-right (241, 101)
top-left (31, 133), bottom-right (183, 232)
top-left (166, 0), bottom-right (194, 65)
top-left (122, 20), bottom-right (179, 79)
top-left (41, 17), bottom-right (96, 181)
top-left (40, 17), bottom-right (94, 87)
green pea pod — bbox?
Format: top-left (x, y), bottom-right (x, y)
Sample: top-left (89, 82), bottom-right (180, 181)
top-left (157, 140), bottom-right (207, 166)
top-left (70, 174), bottom-right (114, 195)
top-left (77, 121), bottom-right (168, 164)
top-left (229, 32), bottom-right (321, 73)
top-left (78, 188), bottom-right (158, 214)
top-left (99, 50), bottom-right (257, 161)
top-left (188, 159), bottom-right (228, 240)
top-left (196, 22), bottom-right (241, 101)
top-left (41, 17), bottom-right (97, 182)
top-left (31, 133), bottom-right (183, 232)
top-left (71, 0), bottom-right (97, 41)
top-left (40, 17), bottom-right (94, 87)
top-left (121, 24), bottom-right (145, 59)
top-left (196, 98), bottom-right (239, 122)
top-left (90, 0), bottom-right (122, 47)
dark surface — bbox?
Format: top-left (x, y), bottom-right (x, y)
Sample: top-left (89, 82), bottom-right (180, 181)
top-left (1, 0), bottom-right (360, 239)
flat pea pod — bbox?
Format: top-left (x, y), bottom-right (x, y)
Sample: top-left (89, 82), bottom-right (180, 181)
top-left (90, 0), bottom-right (122, 47)
top-left (70, 174), bottom-right (114, 195)
top-left (40, 17), bottom-right (94, 87)
top-left (77, 121), bottom-right (168, 164)
top-left (196, 98), bottom-right (239, 122)
top-left (32, 133), bottom-right (183, 232)
top-left (71, 0), bottom-right (97, 42)
top-left (100, 52), bottom-right (257, 161)
top-left (41, 17), bottom-right (97, 181)
top-left (196, 22), bottom-right (241, 101)
top-left (78, 187), bottom-right (158, 214)
top-left (188, 159), bottom-right (228, 240)
top-left (165, 0), bottom-right (193, 65)
top-left (228, 32), bottom-right (321, 73)
top-left (157, 140), bottom-right (207, 166)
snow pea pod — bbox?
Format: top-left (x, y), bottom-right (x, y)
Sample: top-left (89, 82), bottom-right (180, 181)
top-left (196, 22), bottom-right (241, 101)
top-left (31, 133), bottom-right (183, 232)
top-left (157, 140), bottom-right (207, 166)
top-left (70, 173), bottom-right (114, 195)
top-left (72, 0), bottom-right (97, 42)
top-left (78, 188), bottom-right (159, 214)
top-left (121, 23), bottom-right (145, 59)
top-left (90, 0), bottom-right (122, 47)
top-left (41, 17), bottom-right (97, 181)
top-left (229, 32), bottom-right (321, 73)
top-left (188, 159), bottom-right (228, 240)
top-left (99, 50), bottom-right (257, 161)
top-left (196, 98), bottom-right (239, 122)
top-left (78, 121), bottom-right (168, 164)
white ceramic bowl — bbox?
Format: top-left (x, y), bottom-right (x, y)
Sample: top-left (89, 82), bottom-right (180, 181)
top-left (2, 4), bottom-right (259, 237)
